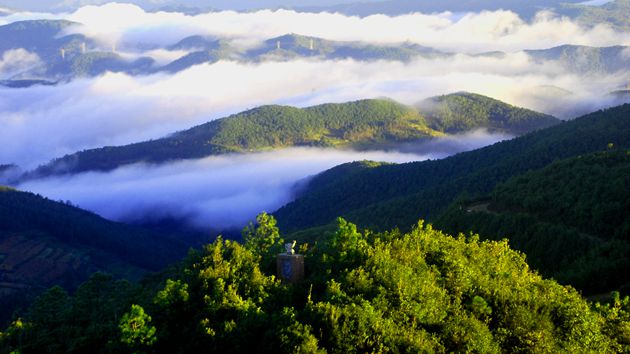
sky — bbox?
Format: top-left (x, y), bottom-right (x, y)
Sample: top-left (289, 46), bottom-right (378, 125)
top-left (0, 0), bottom-right (386, 12)
top-left (2, 2), bottom-right (629, 230)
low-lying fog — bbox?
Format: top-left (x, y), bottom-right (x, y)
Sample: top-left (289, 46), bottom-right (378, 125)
top-left (16, 131), bottom-right (509, 231)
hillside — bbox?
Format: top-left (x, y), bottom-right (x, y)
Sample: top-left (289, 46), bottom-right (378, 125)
top-left (561, 0), bottom-right (630, 31)
top-left (274, 104), bottom-right (630, 233)
top-left (417, 92), bottom-right (559, 134)
top-left (525, 44), bottom-right (630, 75)
top-left (26, 95), bottom-right (557, 178)
top-left (0, 20), bottom-right (153, 80)
top-left (1, 215), bottom-right (628, 352)
top-left (435, 150), bottom-right (630, 294)
top-left (0, 186), bottom-right (189, 324)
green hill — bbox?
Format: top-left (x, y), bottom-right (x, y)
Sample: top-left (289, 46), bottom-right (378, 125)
top-left (0, 186), bottom-right (188, 324)
top-left (274, 104), bottom-right (630, 234)
top-left (2, 215), bottom-right (628, 353)
top-left (435, 150), bottom-right (630, 294)
top-left (417, 92), bottom-right (559, 134)
top-left (27, 95), bottom-right (557, 178)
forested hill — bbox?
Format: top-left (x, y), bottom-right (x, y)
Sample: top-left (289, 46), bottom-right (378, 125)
top-left (0, 186), bottom-right (188, 324)
top-left (436, 150), bottom-right (630, 295)
top-left (26, 95), bottom-right (556, 178)
top-left (2, 215), bottom-right (629, 352)
top-left (417, 92), bottom-right (559, 134)
top-left (274, 103), bottom-right (630, 232)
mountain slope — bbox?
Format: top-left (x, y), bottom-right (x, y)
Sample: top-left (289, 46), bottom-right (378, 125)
top-left (525, 44), bottom-right (630, 75)
top-left (274, 104), bottom-right (630, 232)
top-left (417, 92), bottom-right (559, 134)
top-left (26, 95), bottom-right (557, 179)
top-left (435, 150), bottom-right (630, 294)
top-left (0, 186), bottom-right (188, 322)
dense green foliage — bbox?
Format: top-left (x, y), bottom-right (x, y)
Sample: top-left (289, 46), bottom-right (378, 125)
top-left (418, 92), bottom-right (559, 134)
top-left (28, 99), bottom-right (440, 176)
top-left (2, 216), bottom-right (629, 353)
top-left (28, 94), bottom-right (557, 177)
top-left (435, 150), bottom-right (630, 294)
top-left (275, 104), bottom-right (630, 232)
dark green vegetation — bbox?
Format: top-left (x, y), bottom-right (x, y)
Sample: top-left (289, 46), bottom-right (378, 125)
top-left (0, 187), bottom-right (189, 326)
top-left (417, 92), bottom-right (559, 134)
top-left (437, 150), bottom-right (630, 294)
top-left (274, 103), bottom-right (630, 239)
top-left (2, 215), bottom-right (629, 353)
top-left (27, 94), bottom-right (557, 178)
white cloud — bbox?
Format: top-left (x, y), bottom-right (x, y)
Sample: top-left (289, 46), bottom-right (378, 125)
top-left (1, 54), bottom-right (628, 167)
top-left (2, 3), bottom-right (630, 52)
top-left (16, 142), bottom-right (508, 230)
top-left (0, 48), bottom-right (42, 78)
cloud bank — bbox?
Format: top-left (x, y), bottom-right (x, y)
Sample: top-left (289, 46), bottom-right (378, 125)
top-left (0, 49), bottom-right (42, 79)
top-left (16, 140), bottom-right (509, 230)
top-left (1, 54), bottom-right (628, 168)
top-left (2, 3), bottom-right (630, 52)
top-left (0, 2), bottom-right (628, 232)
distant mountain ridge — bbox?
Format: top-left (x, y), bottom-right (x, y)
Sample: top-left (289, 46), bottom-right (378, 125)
top-left (2, 20), bottom-right (630, 82)
top-left (21, 93), bottom-right (559, 179)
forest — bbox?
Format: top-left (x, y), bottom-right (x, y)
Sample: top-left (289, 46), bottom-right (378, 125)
top-left (2, 214), bottom-right (629, 353)
top-left (275, 104), bottom-right (630, 232)
top-left (27, 94), bottom-right (555, 178)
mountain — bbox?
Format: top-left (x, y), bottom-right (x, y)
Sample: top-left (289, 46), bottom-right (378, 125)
top-left (25, 99), bottom-right (438, 177)
top-left (0, 79), bottom-right (57, 88)
top-left (417, 92), bottom-right (559, 134)
top-left (560, 0), bottom-right (630, 31)
top-left (0, 20), bottom-right (155, 80)
top-left (3, 20), bottom-right (630, 81)
top-left (2, 214), bottom-right (628, 352)
top-left (161, 37), bottom-right (236, 73)
top-left (436, 150), bottom-right (630, 294)
top-left (274, 104), bottom-right (630, 234)
top-left (525, 44), bottom-right (630, 75)
top-left (24, 95), bottom-right (557, 178)
top-left (0, 186), bottom-right (189, 324)
top-left (244, 33), bottom-right (447, 62)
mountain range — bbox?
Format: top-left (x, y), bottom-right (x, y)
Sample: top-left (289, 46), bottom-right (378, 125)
top-left (20, 92), bottom-right (558, 179)
top-left (2, 20), bottom-right (630, 84)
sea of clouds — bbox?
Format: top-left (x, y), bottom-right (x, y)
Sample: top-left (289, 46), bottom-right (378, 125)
top-left (1, 3), bottom-right (629, 229)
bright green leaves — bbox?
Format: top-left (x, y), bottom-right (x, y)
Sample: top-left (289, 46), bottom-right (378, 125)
top-left (243, 212), bottom-right (285, 273)
top-left (3, 214), bottom-right (629, 353)
top-left (119, 304), bottom-right (156, 350)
